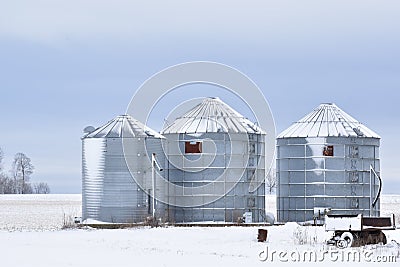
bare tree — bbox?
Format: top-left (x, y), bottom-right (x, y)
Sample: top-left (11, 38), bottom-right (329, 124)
top-left (0, 147), bottom-right (3, 172)
top-left (23, 183), bottom-right (33, 194)
top-left (34, 182), bottom-right (50, 194)
top-left (0, 173), bottom-right (15, 194)
top-left (0, 150), bottom-right (48, 195)
top-left (12, 153), bottom-right (34, 194)
top-left (266, 168), bottom-right (277, 194)
top-left (0, 173), bottom-right (6, 194)
top-left (0, 148), bottom-right (10, 194)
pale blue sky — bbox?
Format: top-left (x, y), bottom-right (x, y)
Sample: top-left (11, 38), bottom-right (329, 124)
top-left (0, 1), bottom-right (399, 193)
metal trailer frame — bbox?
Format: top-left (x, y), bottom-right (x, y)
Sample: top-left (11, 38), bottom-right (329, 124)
top-left (325, 214), bottom-right (396, 248)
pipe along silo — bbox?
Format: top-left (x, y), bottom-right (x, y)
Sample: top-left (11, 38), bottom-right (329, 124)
top-left (161, 97), bottom-right (267, 223)
top-left (82, 115), bottom-right (166, 223)
top-left (276, 103), bottom-right (381, 223)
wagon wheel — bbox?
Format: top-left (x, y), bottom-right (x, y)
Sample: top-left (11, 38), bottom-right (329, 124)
top-left (379, 232), bottom-right (387, 245)
top-left (339, 232), bottom-right (354, 248)
top-left (337, 239), bottom-right (348, 249)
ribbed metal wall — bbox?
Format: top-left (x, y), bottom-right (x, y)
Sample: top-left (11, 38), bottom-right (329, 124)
top-left (82, 98), bottom-right (268, 224)
top-left (164, 132), bottom-right (266, 223)
top-left (277, 137), bottom-right (381, 223)
top-left (82, 116), bottom-right (166, 223)
top-left (82, 138), bottom-right (106, 221)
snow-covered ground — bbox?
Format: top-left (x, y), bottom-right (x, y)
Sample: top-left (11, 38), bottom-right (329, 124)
top-left (0, 194), bottom-right (81, 231)
top-left (0, 194), bottom-right (399, 267)
top-left (380, 195), bottom-right (400, 218)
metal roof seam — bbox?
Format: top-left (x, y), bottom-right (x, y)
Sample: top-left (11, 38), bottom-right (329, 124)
top-left (277, 103), bottom-right (380, 138)
top-left (161, 97), bottom-right (265, 134)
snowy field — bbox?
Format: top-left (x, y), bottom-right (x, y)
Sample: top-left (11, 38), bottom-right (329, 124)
top-left (0, 194), bottom-right (399, 267)
top-left (0, 194), bottom-right (81, 231)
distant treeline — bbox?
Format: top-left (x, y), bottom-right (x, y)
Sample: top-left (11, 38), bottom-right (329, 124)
top-left (0, 147), bottom-right (50, 194)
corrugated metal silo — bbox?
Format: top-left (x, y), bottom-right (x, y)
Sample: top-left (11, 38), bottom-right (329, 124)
top-left (162, 97), bottom-right (266, 223)
top-left (276, 103), bottom-right (381, 223)
top-left (82, 115), bottom-right (166, 223)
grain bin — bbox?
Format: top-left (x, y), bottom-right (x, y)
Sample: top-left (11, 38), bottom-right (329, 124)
top-left (276, 103), bottom-right (381, 223)
top-left (162, 97), bottom-right (266, 223)
top-left (82, 115), bottom-right (166, 223)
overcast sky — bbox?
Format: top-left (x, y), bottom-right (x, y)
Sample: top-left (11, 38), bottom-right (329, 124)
top-left (0, 0), bottom-right (399, 193)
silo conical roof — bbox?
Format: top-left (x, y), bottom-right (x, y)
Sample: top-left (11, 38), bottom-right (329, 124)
top-left (277, 103), bottom-right (380, 138)
top-left (161, 97), bottom-right (266, 134)
top-left (83, 115), bottom-right (164, 138)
